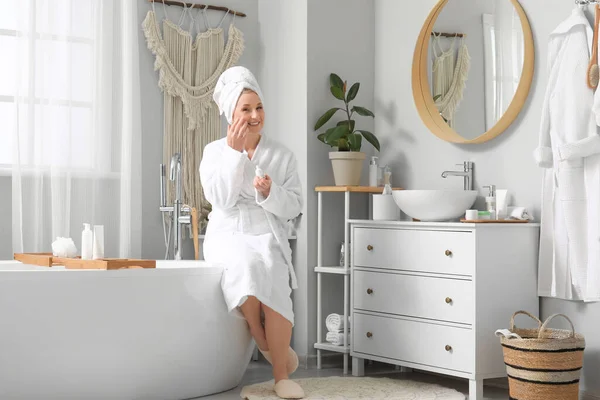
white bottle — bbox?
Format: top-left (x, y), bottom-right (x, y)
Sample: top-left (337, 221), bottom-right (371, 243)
top-left (484, 185), bottom-right (497, 220)
top-left (92, 225), bottom-right (104, 259)
top-left (255, 165), bottom-right (265, 178)
top-left (369, 156), bottom-right (379, 187)
top-left (81, 223), bottom-right (93, 260)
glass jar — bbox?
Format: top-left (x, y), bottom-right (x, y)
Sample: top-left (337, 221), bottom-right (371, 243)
top-left (340, 241), bottom-right (351, 267)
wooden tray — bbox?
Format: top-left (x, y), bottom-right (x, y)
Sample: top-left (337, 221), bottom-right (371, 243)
top-left (460, 219), bottom-right (529, 223)
top-left (53, 258), bottom-right (156, 270)
top-left (14, 253), bottom-right (155, 269)
top-left (13, 253), bottom-right (54, 267)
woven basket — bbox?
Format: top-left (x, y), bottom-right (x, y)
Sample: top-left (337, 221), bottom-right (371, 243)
top-left (500, 311), bottom-right (585, 400)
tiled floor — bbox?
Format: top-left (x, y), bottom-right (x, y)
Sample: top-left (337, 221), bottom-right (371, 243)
top-left (198, 360), bottom-right (508, 399)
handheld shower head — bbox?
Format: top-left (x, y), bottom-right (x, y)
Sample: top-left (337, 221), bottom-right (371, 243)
top-left (159, 164), bottom-right (167, 207)
top-left (170, 153), bottom-right (181, 181)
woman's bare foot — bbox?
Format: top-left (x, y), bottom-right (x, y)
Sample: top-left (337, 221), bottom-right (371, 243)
top-left (274, 379), bottom-right (304, 399)
top-left (258, 347), bottom-right (299, 375)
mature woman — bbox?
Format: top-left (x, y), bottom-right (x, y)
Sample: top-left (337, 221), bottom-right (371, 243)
top-left (199, 66), bottom-right (304, 399)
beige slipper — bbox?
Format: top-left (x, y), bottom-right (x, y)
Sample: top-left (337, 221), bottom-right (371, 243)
top-left (274, 379), bottom-right (304, 399)
top-left (259, 347), bottom-right (299, 375)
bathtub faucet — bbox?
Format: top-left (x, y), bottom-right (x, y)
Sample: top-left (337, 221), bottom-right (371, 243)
top-left (159, 153), bottom-right (191, 260)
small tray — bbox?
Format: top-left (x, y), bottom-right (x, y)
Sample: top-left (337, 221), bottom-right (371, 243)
top-left (460, 219), bottom-right (529, 223)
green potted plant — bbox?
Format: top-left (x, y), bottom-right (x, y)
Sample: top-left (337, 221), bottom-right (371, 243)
top-left (314, 73), bottom-right (380, 186)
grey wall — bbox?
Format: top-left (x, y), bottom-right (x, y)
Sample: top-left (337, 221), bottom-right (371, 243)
top-left (0, 177), bottom-right (11, 259)
top-left (375, 0), bottom-right (600, 395)
top-left (138, 0), bottom-right (260, 261)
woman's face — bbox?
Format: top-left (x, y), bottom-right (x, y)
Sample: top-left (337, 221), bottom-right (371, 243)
top-left (232, 90), bottom-right (264, 135)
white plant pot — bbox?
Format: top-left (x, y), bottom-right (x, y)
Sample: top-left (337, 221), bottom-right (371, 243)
top-left (329, 151), bottom-right (366, 186)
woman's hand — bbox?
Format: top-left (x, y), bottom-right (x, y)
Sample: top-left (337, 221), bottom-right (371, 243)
top-left (227, 118), bottom-right (248, 152)
top-left (254, 174), bottom-right (272, 198)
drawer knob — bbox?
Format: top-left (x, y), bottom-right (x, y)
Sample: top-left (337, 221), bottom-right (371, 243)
top-left (366, 332), bottom-right (373, 338)
top-left (445, 249), bottom-right (452, 257)
top-left (445, 297), bottom-right (452, 304)
top-left (367, 245), bottom-right (374, 251)
top-left (367, 288), bottom-right (374, 295)
top-left (445, 345), bottom-right (452, 352)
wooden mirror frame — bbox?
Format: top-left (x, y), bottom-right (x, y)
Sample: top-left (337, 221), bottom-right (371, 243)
top-left (411, 0), bottom-right (534, 144)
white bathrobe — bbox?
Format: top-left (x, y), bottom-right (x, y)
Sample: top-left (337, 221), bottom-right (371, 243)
top-left (199, 135), bottom-right (303, 324)
top-left (535, 7), bottom-right (600, 302)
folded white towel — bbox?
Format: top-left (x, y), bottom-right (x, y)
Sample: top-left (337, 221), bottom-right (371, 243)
top-left (507, 206), bottom-right (533, 221)
top-left (213, 66), bottom-right (264, 125)
top-left (326, 313), bottom-right (351, 332)
top-left (326, 331), bottom-right (350, 346)
top-left (494, 329), bottom-right (522, 340)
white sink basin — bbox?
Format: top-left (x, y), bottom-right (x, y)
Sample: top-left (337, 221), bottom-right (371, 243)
top-left (392, 190), bottom-right (478, 222)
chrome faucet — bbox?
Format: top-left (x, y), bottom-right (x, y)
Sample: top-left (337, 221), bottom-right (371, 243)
top-left (159, 153), bottom-right (191, 260)
top-left (441, 161), bottom-right (474, 191)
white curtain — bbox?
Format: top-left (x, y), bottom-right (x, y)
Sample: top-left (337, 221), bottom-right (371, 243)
top-left (7, 0), bottom-right (142, 258)
top-left (482, 5), bottom-right (524, 131)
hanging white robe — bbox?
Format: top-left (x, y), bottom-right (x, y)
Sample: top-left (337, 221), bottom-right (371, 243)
top-left (535, 7), bottom-right (600, 302)
top-left (199, 135), bottom-right (303, 324)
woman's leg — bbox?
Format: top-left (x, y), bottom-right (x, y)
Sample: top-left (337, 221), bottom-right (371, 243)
top-left (262, 303), bottom-right (292, 382)
top-left (239, 296), bottom-right (269, 351)
top-left (263, 304), bottom-right (304, 398)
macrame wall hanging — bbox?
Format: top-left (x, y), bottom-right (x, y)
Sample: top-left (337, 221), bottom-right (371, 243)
top-left (143, 1), bottom-right (245, 228)
top-left (431, 33), bottom-right (471, 127)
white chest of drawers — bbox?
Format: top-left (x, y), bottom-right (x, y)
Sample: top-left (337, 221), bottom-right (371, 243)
top-left (350, 220), bottom-right (539, 400)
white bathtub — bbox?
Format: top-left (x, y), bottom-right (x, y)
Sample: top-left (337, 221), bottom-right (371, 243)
top-left (0, 260), bottom-right (254, 400)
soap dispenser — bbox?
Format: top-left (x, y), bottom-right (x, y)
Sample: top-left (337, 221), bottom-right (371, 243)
top-left (81, 223), bottom-right (93, 260)
top-left (369, 156), bottom-right (379, 187)
top-left (483, 185), bottom-right (497, 220)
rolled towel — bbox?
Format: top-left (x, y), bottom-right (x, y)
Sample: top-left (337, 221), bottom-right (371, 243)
top-left (326, 313), bottom-right (351, 332)
top-left (507, 206), bottom-right (533, 221)
top-left (326, 331), bottom-right (351, 346)
top-left (494, 329), bottom-right (522, 340)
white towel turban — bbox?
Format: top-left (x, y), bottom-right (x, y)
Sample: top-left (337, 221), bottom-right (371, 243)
top-left (213, 66), bottom-right (264, 125)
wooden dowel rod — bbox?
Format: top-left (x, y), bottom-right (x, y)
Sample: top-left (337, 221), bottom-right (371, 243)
top-left (431, 32), bottom-right (465, 38)
top-left (147, 0), bottom-right (246, 17)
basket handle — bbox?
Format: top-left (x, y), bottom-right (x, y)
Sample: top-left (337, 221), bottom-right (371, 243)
top-left (510, 310), bottom-right (542, 331)
top-left (538, 314), bottom-right (576, 339)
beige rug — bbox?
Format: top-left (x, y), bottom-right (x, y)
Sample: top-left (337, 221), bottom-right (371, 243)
top-left (240, 376), bottom-right (466, 399)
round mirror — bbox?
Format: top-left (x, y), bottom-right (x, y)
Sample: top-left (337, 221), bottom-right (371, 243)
top-left (412, 0), bottom-right (534, 144)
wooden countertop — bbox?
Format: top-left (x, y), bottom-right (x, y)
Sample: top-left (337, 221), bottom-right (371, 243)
top-left (314, 186), bottom-right (403, 193)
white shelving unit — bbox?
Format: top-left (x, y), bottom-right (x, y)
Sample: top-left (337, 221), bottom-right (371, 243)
top-left (314, 185), bottom-right (399, 375)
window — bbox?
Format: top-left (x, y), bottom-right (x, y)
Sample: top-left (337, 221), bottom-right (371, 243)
top-left (0, 0), bottom-right (111, 174)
